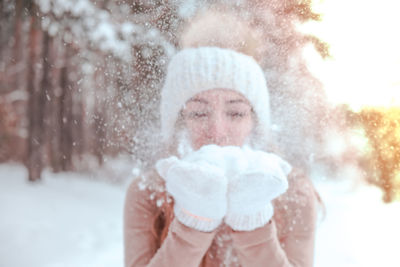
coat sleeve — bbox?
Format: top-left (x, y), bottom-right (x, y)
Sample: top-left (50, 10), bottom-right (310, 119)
top-left (230, 173), bottom-right (318, 267)
top-left (123, 177), bottom-right (217, 267)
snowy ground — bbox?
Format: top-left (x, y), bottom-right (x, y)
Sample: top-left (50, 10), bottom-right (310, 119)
top-left (1, 163), bottom-right (399, 267)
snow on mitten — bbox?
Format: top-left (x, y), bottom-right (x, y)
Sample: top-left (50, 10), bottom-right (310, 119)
top-left (225, 148), bottom-right (291, 231)
top-left (156, 145), bottom-right (228, 232)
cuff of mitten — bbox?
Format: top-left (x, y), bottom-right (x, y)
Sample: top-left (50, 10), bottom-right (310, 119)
top-left (225, 203), bottom-right (274, 231)
top-left (174, 205), bottom-right (222, 232)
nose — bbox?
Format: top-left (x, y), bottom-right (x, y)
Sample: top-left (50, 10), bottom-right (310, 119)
top-left (206, 113), bottom-right (228, 145)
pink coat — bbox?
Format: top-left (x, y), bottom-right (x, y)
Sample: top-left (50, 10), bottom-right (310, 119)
top-left (124, 168), bottom-right (319, 267)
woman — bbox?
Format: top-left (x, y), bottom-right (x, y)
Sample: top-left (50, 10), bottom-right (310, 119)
top-left (124, 46), bottom-right (319, 267)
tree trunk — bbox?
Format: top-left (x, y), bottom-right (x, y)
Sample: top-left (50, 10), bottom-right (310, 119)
top-left (26, 4), bottom-right (43, 181)
top-left (92, 58), bottom-right (107, 166)
top-left (40, 31), bottom-right (51, 167)
top-left (47, 37), bottom-right (63, 172)
top-left (59, 44), bottom-right (73, 171)
top-left (70, 55), bottom-right (84, 163)
top-left (13, 0), bottom-right (24, 93)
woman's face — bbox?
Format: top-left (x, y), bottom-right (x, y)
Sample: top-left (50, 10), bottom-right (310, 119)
top-left (181, 89), bottom-right (254, 150)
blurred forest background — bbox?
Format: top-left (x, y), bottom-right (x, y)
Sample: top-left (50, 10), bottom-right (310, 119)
top-left (0, 0), bottom-right (399, 202)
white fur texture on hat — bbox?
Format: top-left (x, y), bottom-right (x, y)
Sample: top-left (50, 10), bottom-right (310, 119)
top-left (160, 46), bottom-right (270, 142)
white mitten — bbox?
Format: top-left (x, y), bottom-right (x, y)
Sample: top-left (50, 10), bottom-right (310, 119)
top-left (225, 147), bottom-right (292, 231)
top-left (156, 145), bottom-right (228, 232)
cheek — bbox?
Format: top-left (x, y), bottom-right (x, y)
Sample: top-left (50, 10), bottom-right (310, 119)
top-left (231, 120), bottom-right (254, 142)
top-left (184, 120), bottom-right (208, 147)
top-left (185, 120), bottom-right (205, 135)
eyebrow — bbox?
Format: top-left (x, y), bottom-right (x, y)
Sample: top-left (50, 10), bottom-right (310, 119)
top-left (188, 97), bottom-right (209, 104)
top-left (227, 99), bottom-right (248, 104)
top-left (188, 98), bottom-right (249, 105)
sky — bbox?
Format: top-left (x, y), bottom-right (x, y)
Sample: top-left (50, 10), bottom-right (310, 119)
top-left (301, 0), bottom-right (400, 111)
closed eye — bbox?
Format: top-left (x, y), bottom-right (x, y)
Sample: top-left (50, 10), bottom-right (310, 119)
top-left (187, 111), bottom-right (209, 119)
top-left (227, 111), bottom-right (248, 118)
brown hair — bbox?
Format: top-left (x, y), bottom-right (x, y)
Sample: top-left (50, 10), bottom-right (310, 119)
top-left (151, 191), bottom-right (175, 248)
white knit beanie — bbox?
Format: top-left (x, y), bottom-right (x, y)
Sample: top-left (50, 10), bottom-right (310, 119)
top-left (160, 46), bottom-right (271, 143)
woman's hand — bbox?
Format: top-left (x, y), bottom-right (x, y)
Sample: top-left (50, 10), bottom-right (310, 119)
top-left (156, 145), bottom-right (228, 232)
top-left (225, 147), bottom-right (292, 231)
top-left (156, 144), bottom-right (292, 232)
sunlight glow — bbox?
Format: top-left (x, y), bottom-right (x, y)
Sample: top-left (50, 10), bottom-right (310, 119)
top-left (300, 0), bottom-right (400, 110)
